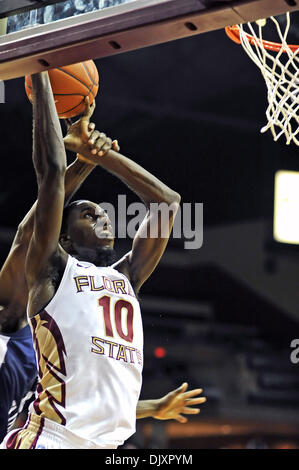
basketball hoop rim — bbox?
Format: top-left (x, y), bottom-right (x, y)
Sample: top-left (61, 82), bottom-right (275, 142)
top-left (225, 25), bottom-right (299, 53)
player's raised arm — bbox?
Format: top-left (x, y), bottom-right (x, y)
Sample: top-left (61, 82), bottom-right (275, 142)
top-left (0, 97), bottom-right (115, 324)
top-left (25, 72), bottom-right (68, 317)
top-left (77, 139), bottom-right (180, 292)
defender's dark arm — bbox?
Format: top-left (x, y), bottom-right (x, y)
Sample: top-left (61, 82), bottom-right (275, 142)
top-left (0, 157), bottom-right (94, 308)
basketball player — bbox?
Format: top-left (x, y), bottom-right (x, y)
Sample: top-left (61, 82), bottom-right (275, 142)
top-left (1, 73), bottom-right (205, 448)
top-left (0, 97), bottom-right (117, 441)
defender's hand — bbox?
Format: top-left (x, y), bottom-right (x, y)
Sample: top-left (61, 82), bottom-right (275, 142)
top-left (153, 383), bottom-right (206, 423)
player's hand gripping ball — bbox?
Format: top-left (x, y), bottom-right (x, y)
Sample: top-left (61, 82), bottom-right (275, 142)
top-left (25, 60), bottom-right (99, 119)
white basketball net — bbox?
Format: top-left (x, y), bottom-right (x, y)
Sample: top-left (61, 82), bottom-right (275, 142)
top-left (237, 12), bottom-right (299, 145)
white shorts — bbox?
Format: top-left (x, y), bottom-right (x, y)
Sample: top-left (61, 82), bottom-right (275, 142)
top-left (1, 413), bottom-right (117, 449)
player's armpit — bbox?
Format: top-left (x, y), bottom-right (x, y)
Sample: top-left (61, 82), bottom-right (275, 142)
top-left (128, 197), bottom-right (180, 292)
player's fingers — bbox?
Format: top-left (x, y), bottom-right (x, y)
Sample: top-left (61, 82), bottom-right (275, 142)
top-left (182, 388), bottom-right (203, 398)
top-left (89, 99), bottom-right (96, 116)
top-left (88, 130), bottom-right (101, 146)
top-left (98, 139), bottom-right (112, 156)
top-left (112, 139), bottom-right (120, 152)
top-left (176, 415), bottom-right (188, 424)
top-left (102, 137), bottom-right (112, 150)
top-left (94, 133), bottom-right (107, 150)
top-left (90, 134), bottom-right (108, 155)
top-left (82, 96), bottom-right (90, 116)
top-left (185, 397), bottom-right (207, 406)
top-left (181, 407), bottom-right (200, 415)
top-left (88, 122), bottom-right (96, 131)
top-left (82, 96), bottom-right (96, 119)
top-left (97, 146), bottom-right (111, 157)
top-left (106, 137), bottom-right (113, 146)
top-left (173, 383), bottom-right (188, 395)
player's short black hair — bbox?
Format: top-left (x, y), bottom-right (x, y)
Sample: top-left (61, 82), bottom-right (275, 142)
top-left (61, 200), bottom-right (83, 235)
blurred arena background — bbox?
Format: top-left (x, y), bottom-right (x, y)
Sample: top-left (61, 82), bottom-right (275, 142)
top-left (1, 0), bottom-right (299, 449)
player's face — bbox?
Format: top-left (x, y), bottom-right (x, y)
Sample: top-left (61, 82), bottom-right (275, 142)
top-left (67, 201), bottom-right (114, 250)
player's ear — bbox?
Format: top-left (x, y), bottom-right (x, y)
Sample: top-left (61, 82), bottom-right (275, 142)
top-left (59, 233), bottom-right (72, 252)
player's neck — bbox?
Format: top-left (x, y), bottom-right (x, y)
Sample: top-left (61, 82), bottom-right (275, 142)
top-left (72, 246), bottom-right (117, 267)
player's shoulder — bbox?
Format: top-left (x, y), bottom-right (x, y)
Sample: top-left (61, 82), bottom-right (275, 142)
top-left (111, 251), bottom-right (131, 281)
top-left (36, 244), bottom-right (69, 286)
top-left (111, 251), bottom-right (140, 297)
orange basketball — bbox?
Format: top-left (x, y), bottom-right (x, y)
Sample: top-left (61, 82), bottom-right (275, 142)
top-left (25, 60), bottom-right (99, 119)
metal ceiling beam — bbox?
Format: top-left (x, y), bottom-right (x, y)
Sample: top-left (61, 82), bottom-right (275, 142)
top-left (0, 0), bottom-right (298, 80)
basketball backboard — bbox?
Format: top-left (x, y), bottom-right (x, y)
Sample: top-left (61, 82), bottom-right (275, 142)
top-left (0, 0), bottom-right (298, 80)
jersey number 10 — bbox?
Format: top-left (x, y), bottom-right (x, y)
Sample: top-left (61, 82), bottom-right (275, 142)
top-left (99, 295), bottom-right (134, 343)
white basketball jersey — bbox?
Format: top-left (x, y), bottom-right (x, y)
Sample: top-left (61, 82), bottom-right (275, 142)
top-left (28, 255), bottom-right (143, 448)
